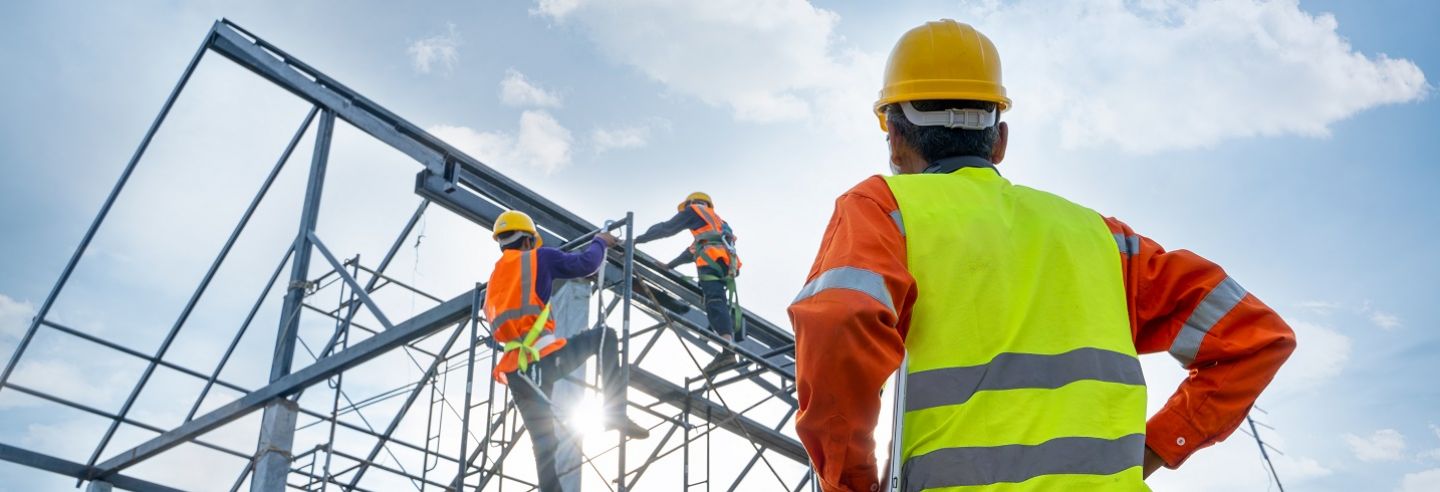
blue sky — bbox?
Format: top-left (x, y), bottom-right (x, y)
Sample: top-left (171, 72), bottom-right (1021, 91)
top-left (1, 0), bottom-right (1437, 490)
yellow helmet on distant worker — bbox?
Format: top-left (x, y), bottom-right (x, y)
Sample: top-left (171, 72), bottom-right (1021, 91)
top-left (493, 210), bottom-right (542, 247)
top-left (677, 192), bottom-right (713, 211)
top-left (873, 19), bottom-right (1011, 132)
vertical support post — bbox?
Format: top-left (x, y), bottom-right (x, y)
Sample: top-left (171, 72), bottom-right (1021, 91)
top-left (618, 212), bottom-right (635, 491)
top-left (85, 481), bottom-right (113, 492)
top-left (252, 109), bottom-right (335, 492)
top-left (453, 284), bottom-right (482, 490)
top-left (252, 399), bottom-right (300, 492)
top-left (550, 279), bottom-right (590, 491)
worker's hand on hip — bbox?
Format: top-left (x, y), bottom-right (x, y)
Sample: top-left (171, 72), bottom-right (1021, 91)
top-left (597, 232), bottom-right (620, 248)
top-left (1142, 446), bottom-right (1165, 479)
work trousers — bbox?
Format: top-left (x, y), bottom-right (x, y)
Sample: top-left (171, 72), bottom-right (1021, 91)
top-left (698, 260), bottom-right (743, 340)
top-left (507, 326), bottom-right (622, 492)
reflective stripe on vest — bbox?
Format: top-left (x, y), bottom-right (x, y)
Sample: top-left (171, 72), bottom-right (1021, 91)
top-left (885, 168), bottom-right (1147, 491)
top-left (484, 250), bottom-right (554, 343)
top-left (689, 204), bottom-right (732, 268)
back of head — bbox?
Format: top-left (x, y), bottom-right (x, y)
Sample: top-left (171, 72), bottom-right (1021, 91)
top-left (885, 100), bottom-right (1001, 162)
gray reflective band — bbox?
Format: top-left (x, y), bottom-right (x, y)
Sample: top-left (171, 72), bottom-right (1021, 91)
top-left (905, 348), bottom-right (1143, 412)
top-left (695, 205), bottom-right (722, 231)
top-left (792, 266), bottom-right (894, 313)
top-left (890, 210), bottom-right (906, 237)
top-left (1113, 233), bottom-right (1139, 256)
top-left (903, 434), bottom-right (1144, 490)
top-left (1169, 276), bottom-right (1247, 367)
top-left (491, 306), bottom-right (545, 329)
top-left (521, 250), bottom-right (535, 312)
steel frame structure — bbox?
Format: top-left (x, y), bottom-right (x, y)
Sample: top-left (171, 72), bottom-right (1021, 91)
top-left (0, 19), bottom-right (811, 492)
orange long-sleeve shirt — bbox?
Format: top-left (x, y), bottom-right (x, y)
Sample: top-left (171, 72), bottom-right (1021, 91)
top-left (788, 176), bottom-right (1296, 492)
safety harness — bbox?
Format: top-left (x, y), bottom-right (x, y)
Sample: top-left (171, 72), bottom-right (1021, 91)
top-left (690, 204), bottom-right (745, 341)
top-left (503, 303), bottom-right (552, 373)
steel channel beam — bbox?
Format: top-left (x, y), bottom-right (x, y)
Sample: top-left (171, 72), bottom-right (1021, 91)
top-left (0, 444), bottom-right (186, 492)
top-left (207, 20), bottom-right (796, 356)
top-left (92, 287), bottom-right (479, 478)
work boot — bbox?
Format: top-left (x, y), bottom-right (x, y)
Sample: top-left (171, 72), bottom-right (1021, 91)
top-left (605, 414), bottom-right (651, 440)
top-left (701, 350), bottom-right (737, 375)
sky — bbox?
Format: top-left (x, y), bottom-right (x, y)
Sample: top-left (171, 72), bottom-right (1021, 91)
top-left (1, 0), bottom-right (1438, 490)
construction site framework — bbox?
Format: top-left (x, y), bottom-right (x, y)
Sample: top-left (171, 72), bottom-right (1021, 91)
top-left (0, 19), bottom-right (812, 492)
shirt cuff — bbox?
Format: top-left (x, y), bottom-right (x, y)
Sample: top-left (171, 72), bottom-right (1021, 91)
top-left (1146, 411), bottom-right (1207, 468)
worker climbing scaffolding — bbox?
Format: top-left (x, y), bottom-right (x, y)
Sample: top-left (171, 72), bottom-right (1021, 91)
top-left (633, 192), bottom-right (746, 374)
top-left (483, 210), bottom-right (650, 492)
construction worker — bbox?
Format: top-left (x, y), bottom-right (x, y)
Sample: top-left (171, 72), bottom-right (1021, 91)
top-left (633, 192), bottom-right (745, 373)
top-left (484, 210), bottom-right (649, 492)
top-left (789, 20), bottom-right (1296, 492)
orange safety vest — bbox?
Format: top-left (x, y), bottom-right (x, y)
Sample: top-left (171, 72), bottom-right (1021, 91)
top-left (484, 249), bottom-right (566, 384)
top-left (688, 204), bottom-right (740, 273)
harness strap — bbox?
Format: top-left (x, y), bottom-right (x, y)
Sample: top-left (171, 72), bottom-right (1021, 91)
top-left (503, 303), bottom-right (552, 372)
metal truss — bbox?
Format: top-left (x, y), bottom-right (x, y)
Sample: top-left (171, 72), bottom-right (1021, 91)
top-left (0, 19), bottom-right (811, 492)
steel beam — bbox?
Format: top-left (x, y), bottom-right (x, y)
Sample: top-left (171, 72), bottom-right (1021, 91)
top-left (92, 287), bottom-right (478, 478)
top-left (251, 108), bottom-right (335, 491)
top-left (0, 444), bottom-right (186, 492)
top-left (207, 19), bottom-right (795, 357)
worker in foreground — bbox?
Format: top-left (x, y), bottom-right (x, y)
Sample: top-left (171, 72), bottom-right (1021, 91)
top-left (484, 210), bottom-right (649, 491)
top-left (789, 20), bottom-right (1297, 492)
top-left (633, 192), bottom-right (744, 373)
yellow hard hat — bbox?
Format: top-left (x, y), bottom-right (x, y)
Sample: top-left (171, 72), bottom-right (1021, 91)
top-left (873, 19), bottom-right (1011, 132)
top-left (677, 192), bottom-right (713, 211)
top-left (493, 210), bottom-right (542, 247)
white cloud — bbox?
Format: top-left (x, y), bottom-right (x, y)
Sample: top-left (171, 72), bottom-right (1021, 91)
top-left (1432, 423), bottom-right (1440, 440)
top-left (1398, 468), bottom-right (1440, 492)
top-left (430, 110), bottom-right (574, 174)
top-left (590, 119), bottom-right (669, 152)
top-left (591, 126), bottom-right (648, 152)
top-left (956, 0), bottom-right (1429, 153)
top-left (0, 293), bottom-right (35, 340)
top-left (1296, 300), bottom-right (1342, 315)
top-left (500, 69), bottom-right (563, 108)
top-left (1345, 429), bottom-right (1408, 462)
top-left (532, 0), bottom-right (875, 127)
top-left (1269, 321), bottom-right (1350, 394)
top-left (1369, 310), bottom-right (1402, 330)
top-left (408, 23), bottom-right (461, 74)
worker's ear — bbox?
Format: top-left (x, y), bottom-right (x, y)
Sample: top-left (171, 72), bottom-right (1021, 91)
top-left (887, 125), bottom-right (905, 166)
top-left (990, 121), bottom-right (1008, 165)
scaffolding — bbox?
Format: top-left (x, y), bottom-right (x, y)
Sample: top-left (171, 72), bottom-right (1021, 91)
top-left (0, 19), bottom-right (810, 492)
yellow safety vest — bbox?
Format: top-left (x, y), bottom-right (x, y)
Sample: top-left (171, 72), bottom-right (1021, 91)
top-left (885, 167), bottom-right (1148, 491)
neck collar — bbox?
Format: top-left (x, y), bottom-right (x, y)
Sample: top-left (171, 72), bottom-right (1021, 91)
top-left (923, 155), bottom-right (999, 175)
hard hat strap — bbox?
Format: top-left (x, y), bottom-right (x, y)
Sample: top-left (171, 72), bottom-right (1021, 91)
top-left (899, 101), bottom-right (996, 130)
top-left (496, 231), bottom-right (533, 247)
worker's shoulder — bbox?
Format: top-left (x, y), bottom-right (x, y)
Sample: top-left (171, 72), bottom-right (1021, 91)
top-left (836, 175), bottom-right (899, 210)
top-left (1012, 182), bottom-right (1108, 218)
top-left (534, 245), bottom-right (568, 261)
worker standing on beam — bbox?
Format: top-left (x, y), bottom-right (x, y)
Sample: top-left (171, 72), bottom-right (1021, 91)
top-left (789, 19), bottom-right (1297, 492)
top-left (485, 210), bottom-right (649, 492)
top-left (633, 192), bottom-right (745, 374)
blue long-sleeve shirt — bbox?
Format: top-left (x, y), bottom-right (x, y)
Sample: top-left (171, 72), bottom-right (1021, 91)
top-left (531, 237), bottom-right (607, 304)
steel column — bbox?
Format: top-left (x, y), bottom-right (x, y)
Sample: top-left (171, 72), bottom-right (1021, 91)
top-left (251, 108), bottom-right (335, 491)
